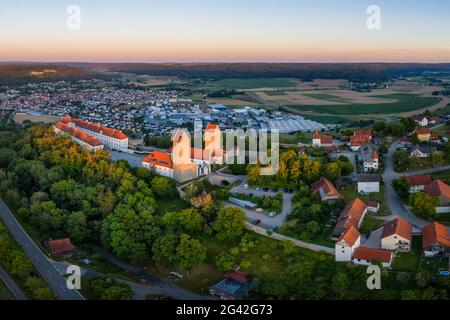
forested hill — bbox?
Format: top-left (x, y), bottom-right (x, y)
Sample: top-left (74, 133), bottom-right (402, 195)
top-left (0, 65), bottom-right (91, 85)
top-left (69, 62), bottom-right (450, 83)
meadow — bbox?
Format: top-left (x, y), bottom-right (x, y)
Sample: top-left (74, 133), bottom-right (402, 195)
top-left (208, 78), bottom-right (298, 90)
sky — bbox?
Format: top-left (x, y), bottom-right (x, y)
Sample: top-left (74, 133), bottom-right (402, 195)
top-left (1, 0), bottom-right (449, 63)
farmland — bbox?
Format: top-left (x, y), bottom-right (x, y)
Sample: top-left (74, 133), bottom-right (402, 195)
top-left (207, 78), bottom-right (298, 90)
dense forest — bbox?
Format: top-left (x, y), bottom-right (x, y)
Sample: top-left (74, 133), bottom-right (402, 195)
top-left (0, 65), bottom-right (92, 85)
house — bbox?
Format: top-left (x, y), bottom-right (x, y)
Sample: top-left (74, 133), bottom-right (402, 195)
top-left (311, 177), bottom-right (342, 203)
top-left (380, 218), bottom-right (413, 252)
top-left (142, 151), bottom-right (174, 178)
top-left (409, 145), bottom-right (432, 158)
top-left (44, 238), bottom-right (73, 257)
top-left (430, 134), bottom-right (442, 145)
top-left (350, 136), bottom-right (371, 151)
top-left (335, 225), bottom-right (361, 262)
top-left (398, 137), bottom-right (413, 150)
top-left (209, 271), bottom-right (253, 300)
top-left (422, 222), bottom-right (450, 257)
top-left (413, 115), bottom-right (429, 127)
top-left (54, 120), bottom-right (104, 152)
top-left (353, 247), bottom-right (394, 268)
top-left (364, 200), bottom-right (380, 213)
top-left (312, 131), bottom-right (333, 148)
top-left (59, 116), bottom-right (128, 151)
top-left (405, 175), bottom-right (432, 193)
top-left (332, 198), bottom-right (368, 240)
top-left (415, 128), bottom-right (431, 142)
top-left (354, 130), bottom-right (372, 140)
top-left (360, 144), bottom-right (379, 172)
top-left (424, 180), bottom-right (450, 206)
top-left (357, 174), bottom-right (380, 194)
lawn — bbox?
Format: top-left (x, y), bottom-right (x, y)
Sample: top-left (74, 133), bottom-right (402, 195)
top-left (285, 94), bottom-right (441, 115)
top-left (391, 236), bottom-right (422, 272)
top-left (339, 183), bottom-right (390, 216)
top-left (208, 78), bottom-right (298, 90)
top-left (358, 215), bottom-right (384, 234)
top-left (434, 104), bottom-right (450, 116)
top-left (156, 197), bottom-right (190, 215)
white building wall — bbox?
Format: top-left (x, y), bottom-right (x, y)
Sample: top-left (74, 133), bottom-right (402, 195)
top-left (335, 237), bottom-right (361, 262)
top-left (358, 182), bottom-right (380, 193)
top-left (381, 235), bottom-right (411, 251)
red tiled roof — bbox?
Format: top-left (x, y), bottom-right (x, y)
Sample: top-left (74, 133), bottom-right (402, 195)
top-left (422, 222), bottom-right (450, 249)
top-left (333, 198), bottom-right (368, 237)
top-left (354, 130), bottom-right (372, 138)
top-left (311, 177), bottom-right (341, 198)
top-left (206, 123), bottom-right (219, 131)
top-left (424, 180), bottom-right (450, 199)
top-left (350, 135), bottom-right (371, 147)
top-left (224, 271), bottom-right (249, 283)
top-left (405, 175), bottom-right (432, 187)
top-left (415, 128), bottom-right (431, 135)
top-left (338, 225), bottom-right (360, 246)
top-left (62, 117), bottom-right (128, 140)
top-left (143, 151), bottom-right (173, 169)
top-left (45, 238), bottom-right (73, 255)
top-left (353, 247), bottom-right (393, 263)
top-left (55, 121), bottom-right (103, 147)
top-left (381, 217), bottom-right (413, 241)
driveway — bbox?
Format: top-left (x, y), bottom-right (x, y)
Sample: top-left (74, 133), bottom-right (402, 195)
top-left (229, 180), bottom-right (293, 227)
top-left (109, 151), bottom-right (146, 168)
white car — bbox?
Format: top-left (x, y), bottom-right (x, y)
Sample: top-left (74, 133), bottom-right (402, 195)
top-left (268, 211), bottom-right (278, 217)
top-left (244, 184), bottom-right (249, 190)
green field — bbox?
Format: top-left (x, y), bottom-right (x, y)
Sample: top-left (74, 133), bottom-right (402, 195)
top-left (391, 236), bottom-right (422, 272)
top-left (435, 104), bottom-right (450, 116)
top-left (208, 78), bottom-right (297, 89)
top-left (295, 113), bottom-right (348, 124)
top-left (285, 94), bottom-right (441, 115)
top-left (302, 93), bottom-right (352, 103)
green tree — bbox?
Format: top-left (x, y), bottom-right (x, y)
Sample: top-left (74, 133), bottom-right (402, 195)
top-left (151, 176), bottom-right (174, 197)
top-left (66, 212), bottom-right (90, 243)
top-left (323, 162), bottom-right (341, 182)
top-left (151, 233), bottom-right (179, 266)
top-left (392, 177), bottom-right (411, 200)
top-left (175, 234), bottom-right (206, 270)
top-left (162, 208), bottom-right (203, 234)
top-left (431, 151), bottom-right (445, 168)
top-left (215, 253), bottom-right (236, 272)
top-left (409, 192), bottom-right (438, 220)
top-left (213, 207), bottom-right (245, 242)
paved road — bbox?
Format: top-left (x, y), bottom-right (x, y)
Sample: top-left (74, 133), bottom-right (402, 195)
top-left (382, 139), bottom-right (450, 229)
top-left (0, 199), bottom-right (84, 300)
top-left (109, 151), bottom-right (146, 168)
top-left (0, 264), bottom-right (27, 300)
top-left (230, 180), bottom-right (293, 227)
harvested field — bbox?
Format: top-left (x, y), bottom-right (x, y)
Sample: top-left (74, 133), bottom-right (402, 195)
top-left (14, 113), bottom-right (59, 124)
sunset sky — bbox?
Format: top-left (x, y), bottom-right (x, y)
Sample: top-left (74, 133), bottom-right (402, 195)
top-left (1, 0), bottom-right (449, 62)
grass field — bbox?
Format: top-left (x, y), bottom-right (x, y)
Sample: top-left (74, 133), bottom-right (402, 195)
top-left (391, 236), bottom-right (422, 272)
top-left (295, 113), bottom-right (349, 124)
top-left (208, 78), bottom-right (298, 90)
top-left (435, 104), bottom-right (450, 116)
top-left (302, 93), bottom-right (352, 103)
top-left (264, 91), bottom-right (288, 96)
top-left (285, 94), bottom-right (441, 115)
top-left (14, 113), bottom-right (60, 124)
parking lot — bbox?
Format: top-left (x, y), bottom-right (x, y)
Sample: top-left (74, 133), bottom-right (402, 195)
top-left (228, 180), bottom-right (294, 228)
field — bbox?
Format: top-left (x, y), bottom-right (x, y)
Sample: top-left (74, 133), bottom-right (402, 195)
top-left (435, 104), bottom-right (450, 116)
top-left (14, 113), bottom-right (60, 124)
top-left (208, 78), bottom-right (298, 90)
top-left (283, 94), bottom-right (441, 115)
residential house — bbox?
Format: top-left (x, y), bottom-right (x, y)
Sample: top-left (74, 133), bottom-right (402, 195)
top-left (422, 222), bottom-right (450, 257)
top-left (54, 120), bottom-right (104, 152)
top-left (44, 238), bottom-right (73, 257)
top-left (424, 180), bottom-right (450, 207)
top-left (332, 198), bottom-right (368, 240)
top-left (311, 177), bottom-right (342, 203)
top-left (349, 130), bottom-right (372, 151)
top-left (357, 174), bottom-right (380, 194)
top-left (380, 218), bottom-right (413, 252)
top-left (415, 128), bottom-right (431, 142)
top-left (414, 115), bottom-right (429, 127)
top-left (360, 144), bottom-right (379, 172)
top-left (142, 151), bottom-right (174, 178)
top-left (335, 226), bottom-right (361, 262)
top-left (209, 271), bottom-right (253, 300)
top-left (405, 175), bottom-right (433, 193)
top-left (365, 200), bottom-right (380, 213)
top-left (398, 137), bottom-right (413, 150)
top-left (312, 131), bottom-right (333, 148)
top-left (409, 145), bottom-right (433, 158)
top-left (353, 247), bottom-right (394, 268)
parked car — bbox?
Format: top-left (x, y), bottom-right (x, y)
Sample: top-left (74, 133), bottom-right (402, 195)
top-left (267, 225), bottom-right (278, 233)
top-left (256, 187), bottom-right (261, 191)
top-left (268, 211), bottom-right (278, 217)
top-left (244, 184), bottom-right (249, 190)
top-left (272, 188), bottom-right (278, 192)
top-left (262, 187), bottom-right (269, 192)
top-left (253, 219), bottom-right (261, 225)
top-left (283, 188), bottom-right (289, 193)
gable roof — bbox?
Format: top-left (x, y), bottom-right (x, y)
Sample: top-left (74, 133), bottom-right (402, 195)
top-left (224, 270), bottom-right (250, 283)
top-left (206, 123), bottom-right (219, 131)
top-left (422, 222), bottom-right (450, 249)
top-left (381, 217), bottom-right (413, 241)
top-left (46, 238), bottom-right (73, 255)
top-left (405, 175), bottom-right (432, 186)
top-left (415, 127), bottom-right (431, 135)
top-left (353, 247), bottom-right (393, 263)
top-left (338, 225), bottom-right (360, 246)
top-left (62, 117), bottom-right (128, 140)
top-left (358, 174), bottom-right (380, 183)
top-left (424, 180), bottom-right (450, 199)
top-left (333, 198), bottom-right (368, 238)
top-left (55, 121), bottom-right (103, 147)
top-left (142, 151), bottom-right (173, 169)
top-left (311, 177), bottom-right (341, 199)
top-left (354, 130), bottom-right (372, 138)
top-left (350, 135), bottom-right (371, 147)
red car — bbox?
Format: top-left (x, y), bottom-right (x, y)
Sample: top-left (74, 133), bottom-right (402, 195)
top-left (253, 219), bottom-right (261, 225)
